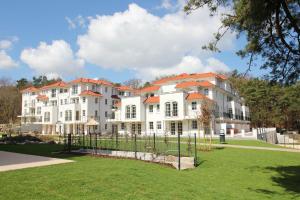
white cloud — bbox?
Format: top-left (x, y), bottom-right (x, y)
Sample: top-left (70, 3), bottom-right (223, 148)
top-left (77, 3), bottom-right (235, 80)
top-left (20, 40), bottom-right (84, 78)
top-left (0, 50), bottom-right (18, 69)
top-left (66, 15), bottom-right (87, 30)
top-left (0, 37), bottom-right (18, 50)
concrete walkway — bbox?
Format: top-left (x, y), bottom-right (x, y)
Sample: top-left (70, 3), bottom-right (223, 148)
top-left (202, 143), bottom-right (300, 153)
top-left (0, 151), bottom-right (74, 172)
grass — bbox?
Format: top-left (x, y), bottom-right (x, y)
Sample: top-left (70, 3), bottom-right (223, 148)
top-left (0, 144), bottom-right (300, 200)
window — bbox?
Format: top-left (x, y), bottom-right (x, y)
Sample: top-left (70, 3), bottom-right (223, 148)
top-left (121, 123), bottom-right (125, 130)
top-left (137, 124), bottom-right (141, 134)
top-left (192, 102), bottom-right (197, 110)
top-left (229, 108), bottom-right (233, 118)
top-left (95, 98), bottom-right (98, 104)
top-left (60, 112), bottom-right (62, 118)
top-left (24, 100), bottom-right (27, 107)
top-left (64, 99), bottom-right (67, 104)
top-left (165, 102), bottom-right (171, 117)
top-left (178, 122), bottom-right (182, 135)
top-left (76, 111), bottom-right (80, 121)
top-left (105, 87), bottom-right (108, 93)
top-left (192, 120), bottom-right (197, 129)
top-left (72, 85), bottom-right (78, 94)
top-left (157, 121), bottom-right (161, 129)
top-left (149, 122), bottom-right (154, 130)
top-left (82, 97), bottom-right (86, 103)
top-left (204, 89), bottom-right (209, 96)
top-left (60, 88), bottom-right (63, 93)
top-left (131, 105), bottom-right (136, 118)
top-left (51, 100), bottom-right (57, 106)
top-left (131, 124), bottom-right (136, 134)
top-left (65, 110), bottom-right (72, 121)
top-left (227, 96), bottom-right (233, 102)
top-left (105, 99), bottom-right (107, 105)
top-left (37, 107), bottom-right (41, 115)
top-left (172, 102), bottom-right (178, 116)
top-left (105, 124), bottom-right (107, 130)
top-left (60, 99), bottom-right (63, 105)
top-left (82, 110), bottom-right (86, 117)
top-left (44, 112), bottom-right (50, 122)
top-left (126, 106), bottom-right (130, 119)
top-left (92, 85), bottom-right (96, 91)
top-left (149, 105), bottom-right (153, 113)
top-left (171, 122), bottom-right (176, 135)
top-left (156, 104), bottom-right (160, 112)
top-left (51, 89), bottom-right (56, 97)
top-left (95, 110), bottom-right (98, 117)
top-left (64, 89), bottom-right (68, 93)
top-left (105, 111), bottom-right (108, 117)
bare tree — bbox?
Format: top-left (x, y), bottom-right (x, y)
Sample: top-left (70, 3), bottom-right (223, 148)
top-left (123, 79), bottom-right (142, 89)
top-left (197, 99), bottom-right (214, 151)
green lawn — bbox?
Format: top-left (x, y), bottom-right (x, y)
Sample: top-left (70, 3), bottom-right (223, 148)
top-left (0, 144), bottom-right (299, 200)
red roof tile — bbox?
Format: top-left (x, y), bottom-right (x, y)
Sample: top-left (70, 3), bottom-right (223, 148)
top-left (144, 96), bottom-right (160, 104)
top-left (116, 85), bottom-right (134, 91)
top-left (138, 85), bottom-right (160, 93)
top-left (153, 72), bottom-right (227, 85)
top-left (186, 92), bottom-right (214, 102)
top-left (40, 81), bottom-right (68, 90)
top-left (70, 78), bottom-right (113, 86)
top-left (20, 86), bottom-right (39, 93)
top-left (79, 90), bottom-right (102, 97)
top-left (175, 81), bottom-right (214, 89)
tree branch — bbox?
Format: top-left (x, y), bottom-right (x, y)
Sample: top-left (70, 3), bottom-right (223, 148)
top-left (281, 0), bottom-right (300, 34)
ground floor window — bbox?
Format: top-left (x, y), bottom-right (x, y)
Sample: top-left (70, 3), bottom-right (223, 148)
top-left (149, 122), bottom-right (154, 130)
top-left (121, 123), bottom-right (125, 130)
top-left (171, 122), bottom-right (175, 135)
top-left (131, 123), bottom-right (136, 134)
top-left (192, 120), bottom-right (197, 129)
top-left (157, 121), bottom-right (161, 129)
top-left (137, 123), bottom-right (141, 134)
top-left (178, 122), bottom-right (182, 135)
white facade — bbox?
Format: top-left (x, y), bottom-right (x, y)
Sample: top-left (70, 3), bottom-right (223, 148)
top-left (20, 79), bottom-right (123, 135)
top-left (108, 72), bottom-right (251, 137)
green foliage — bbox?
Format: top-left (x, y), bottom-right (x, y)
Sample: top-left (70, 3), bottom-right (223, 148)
top-left (229, 72), bottom-right (300, 130)
top-left (185, 0), bottom-right (300, 84)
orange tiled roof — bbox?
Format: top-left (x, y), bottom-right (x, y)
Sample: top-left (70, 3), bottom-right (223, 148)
top-left (71, 78), bottom-right (113, 86)
top-left (186, 92), bottom-right (214, 102)
top-left (20, 86), bottom-right (39, 93)
top-left (153, 72), bottom-right (227, 85)
top-left (138, 85), bottom-right (160, 93)
top-left (144, 96), bottom-right (160, 104)
top-left (79, 90), bottom-right (102, 97)
top-left (116, 85), bottom-right (134, 91)
top-left (36, 94), bottom-right (48, 101)
top-left (40, 81), bottom-right (68, 90)
top-left (175, 81), bottom-right (214, 89)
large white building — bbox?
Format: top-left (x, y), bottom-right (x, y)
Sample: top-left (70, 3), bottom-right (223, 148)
top-left (108, 72), bottom-right (250, 137)
top-left (20, 72), bottom-right (250, 137)
top-left (20, 78), bottom-right (124, 135)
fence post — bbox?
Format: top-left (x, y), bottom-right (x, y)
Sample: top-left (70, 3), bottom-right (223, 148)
top-left (89, 133), bottom-right (92, 149)
top-left (178, 132), bottom-right (181, 170)
top-left (63, 132), bottom-right (67, 150)
top-left (67, 133), bottom-right (71, 153)
top-left (82, 132), bottom-right (85, 149)
top-left (194, 133), bottom-right (197, 167)
top-left (134, 134), bottom-right (137, 159)
top-left (116, 131), bottom-right (118, 150)
top-left (95, 133), bottom-right (97, 154)
top-left (153, 133), bottom-right (156, 152)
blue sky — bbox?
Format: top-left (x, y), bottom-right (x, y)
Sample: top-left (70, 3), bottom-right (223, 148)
top-left (0, 0), bottom-right (264, 83)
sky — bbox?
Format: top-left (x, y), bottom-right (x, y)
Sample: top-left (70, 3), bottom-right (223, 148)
top-left (0, 0), bottom-right (265, 83)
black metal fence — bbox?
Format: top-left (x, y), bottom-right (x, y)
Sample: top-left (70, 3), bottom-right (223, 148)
top-left (63, 133), bottom-right (198, 169)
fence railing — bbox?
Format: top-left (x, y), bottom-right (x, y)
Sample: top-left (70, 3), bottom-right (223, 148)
top-left (63, 132), bottom-right (198, 169)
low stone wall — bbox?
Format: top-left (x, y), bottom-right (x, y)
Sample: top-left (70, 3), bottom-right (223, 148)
top-left (73, 149), bottom-right (195, 170)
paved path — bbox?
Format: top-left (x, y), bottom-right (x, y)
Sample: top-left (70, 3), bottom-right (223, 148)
top-left (0, 151), bottom-right (74, 172)
top-left (201, 143), bottom-right (300, 153)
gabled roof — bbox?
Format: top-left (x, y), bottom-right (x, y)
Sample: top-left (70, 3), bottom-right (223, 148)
top-left (175, 81), bottom-right (214, 89)
top-left (138, 85), bottom-right (160, 93)
top-left (40, 81), bottom-right (68, 90)
top-left (79, 90), bottom-right (102, 97)
top-left (20, 86), bottom-right (39, 93)
top-left (144, 96), bottom-right (160, 104)
top-left (152, 72), bottom-right (227, 85)
top-left (186, 92), bottom-right (214, 102)
top-left (36, 94), bottom-right (49, 101)
top-left (70, 78), bottom-right (113, 86)
top-left (116, 85), bottom-right (134, 91)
